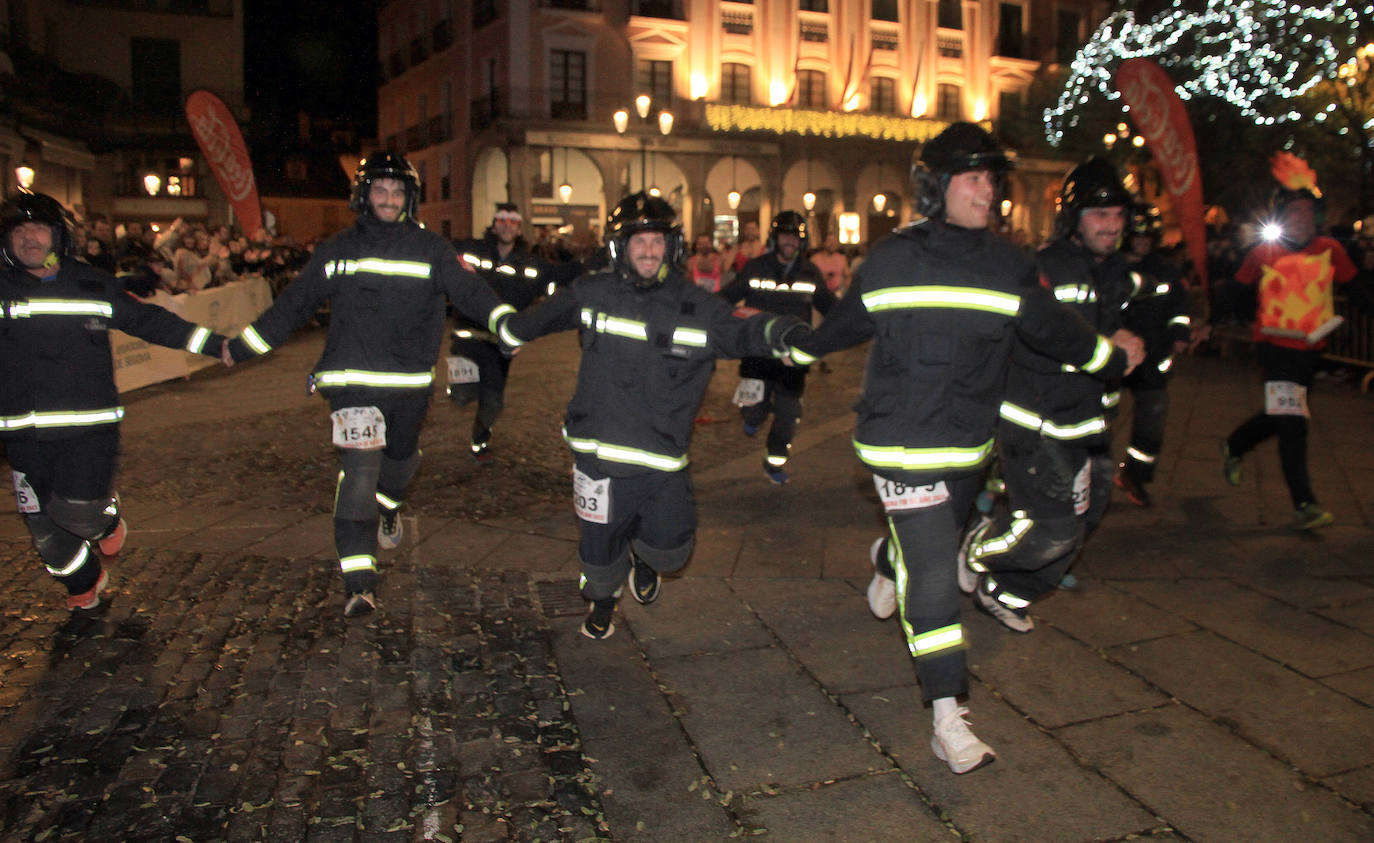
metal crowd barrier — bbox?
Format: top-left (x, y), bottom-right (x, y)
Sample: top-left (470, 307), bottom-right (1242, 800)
top-left (1325, 295), bottom-right (1374, 392)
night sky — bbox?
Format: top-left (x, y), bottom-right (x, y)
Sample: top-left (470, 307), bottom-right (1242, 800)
top-left (243, 0), bottom-right (378, 129)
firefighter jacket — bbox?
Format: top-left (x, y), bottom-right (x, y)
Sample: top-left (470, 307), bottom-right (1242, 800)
top-left (225, 214), bottom-right (515, 393)
top-left (455, 234), bottom-right (550, 337)
top-left (1000, 238), bottom-right (1140, 444)
top-left (1122, 251), bottom-right (1192, 390)
top-left (504, 266), bottom-right (804, 478)
top-left (718, 251), bottom-right (836, 324)
top-left (787, 219), bottom-right (1126, 486)
top-left (0, 260), bottom-right (224, 441)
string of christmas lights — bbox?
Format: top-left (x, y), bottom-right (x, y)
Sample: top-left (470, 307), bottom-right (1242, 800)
top-left (1043, 0), bottom-right (1367, 145)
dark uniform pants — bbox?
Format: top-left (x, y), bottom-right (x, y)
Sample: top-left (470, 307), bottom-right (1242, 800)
top-left (1123, 385), bottom-right (1169, 483)
top-left (740, 358), bottom-right (807, 467)
top-left (7, 430), bottom-right (121, 595)
top-left (871, 473), bottom-right (980, 702)
top-left (574, 460), bottom-right (696, 601)
top-left (1226, 344), bottom-right (1320, 508)
top-left (450, 337), bottom-right (512, 449)
top-left (330, 390), bottom-right (427, 593)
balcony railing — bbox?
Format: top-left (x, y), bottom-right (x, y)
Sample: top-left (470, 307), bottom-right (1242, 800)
top-left (630, 0), bottom-right (682, 19)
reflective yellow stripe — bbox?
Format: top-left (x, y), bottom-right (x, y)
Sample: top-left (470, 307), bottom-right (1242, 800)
top-left (999, 402), bottom-right (1106, 439)
top-left (1081, 336), bottom-right (1114, 373)
top-left (909, 623), bottom-right (964, 656)
top-left (790, 346), bottom-right (818, 366)
top-left (339, 555), bottom-right (376, 573)
top-left (375, 491), bottom-right (402, 510)
top-left (324, 258), bottom-right (432, 278)
top-left (487, 303), bottom-right (516, 334)
top-left (597, 314), bottom-right (648, 340)
top-left (1126, 446), bottom-right (1156, 464)
top-left (1, 407), bottom-right (125, 430)
top-left (563, 429), bottom-right (688, 471)
top-left (970, 514), bottom-right (1032, 568)
top-left (672, 327), bottom-right (708, 347)
top-left (1054, 285), bottom-right (1095, 304)
top-left (1168, 315), bottom-right (1191, 327)
top-left (184, 326), bottom-right (211, 354)
top-left (240, 325), bottom-right (272, 354)
top-left (862, 285), bottom-right (1021, 316)
top-left (853, 437), bottom-right (994, 471)
top-left (314, 370), bottom-right (434, 388)
top-left (1158, 356), bottom-right (1174, 373)
top-left (523, 267), bottom-right (539, 279)
top-left (6, 299), bottom-right (114, 318)
top-left (496, 265), bottom-right (517, 276)
top-left (985, 576), bottom-right (1030, 608)
top-left (749, 278), bottom-right (815, 294)
top-left (45, 543), bottom-right (90, 577)
top-left (1101, 390), bottom-right (1121, 409)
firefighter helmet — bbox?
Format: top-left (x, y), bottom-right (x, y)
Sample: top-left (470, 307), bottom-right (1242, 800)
top-left (350, 152), bottom-right (422, 221)
top-left (766, 210), bottom-right (809, 254)
top-left (605, 192), bottom-right (683, 282)
top-left (1054, 156), bottom-right (1132, 239)
top-left (912, 122), bottom-right (1014, 219)
top-left (0, 192), bottom-right (74, 269)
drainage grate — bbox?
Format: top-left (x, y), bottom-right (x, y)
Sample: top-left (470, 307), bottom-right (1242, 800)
top-left (534, 579), bottom-right (585, 617)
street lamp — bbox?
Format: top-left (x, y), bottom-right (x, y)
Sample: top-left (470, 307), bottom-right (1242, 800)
top-left (14, 166), bottom-right (34, 190)
top-left (872, 193), bottom-right (887, 213)
top-left (613, 97), bottom-right (674, 192)
top-left (143, 173), bottom-right (162, 196)
top-left (802, 191), bottom-right (816, 212)
top-left (557, 147), bottom-right (573, 204)
top-left (728, 157), bottom-right (741, 210)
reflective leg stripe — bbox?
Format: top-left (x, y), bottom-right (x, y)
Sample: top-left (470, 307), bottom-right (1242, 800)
top-left (471, 441), bottom-right (488, 453)
top-left (45, 543), bottom-right (91, 578)
top-left (909, 623), bottom-right (965, 656)
top-left (969, 513), bottom-right (1032, 570)
top-left (984, 575), bottom-right (1030, 609)
top-left (339, 555), bottom-right (377, 574)
top-left (375, 491), bottom-right (402, 511)
top-left (765, 453), bottom-right (788, 467)
top-left (1125, 446), bottom-right (1156, 464)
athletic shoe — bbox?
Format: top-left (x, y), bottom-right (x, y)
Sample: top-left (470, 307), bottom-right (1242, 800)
top-left (1058, 572), bottom-right (1079, 590)
top-left (956, 517), bottom-right (992, 595)
top-left (628, 558), bottom-right (660, 604)
top-left (975, 584), bottom-right (1034, 633)
top-left (931, 706), bottom-right (996, 774)
top-left (1292, 503), bottom-right (1334, 531)
top-left (765, 467), bottom-right (790, 485)
top-left (1114, 466), bottom-right (1152, 507)
top-left (742, 420), bottom-right (759, 437)
top-left (97, 518), bottom-right (127, 558)
top-left (581, 599), bottom-right (616, 640)
top-left (344, 591), bottom-right (376, 617)
top-left (471, 445), bottom-right (495, 466)
top-left (378, 510), bottom-right (402, 550)
top-left (1221, 441), bottom-right (1243, 486)
top-left (866, 537), bottom-right (896, 620)
top-left (67, 570), bottom-right (110, 612)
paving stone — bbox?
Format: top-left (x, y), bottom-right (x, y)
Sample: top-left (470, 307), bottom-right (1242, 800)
top-left (1035, 579), bottom-right (1198, 648)
top-left (1110, 630), bottom-right (1374, 777)
top-left (547, 619), bottom-right (675, 741)
top-left (653, 646), bottom-right (883, 792)
top-left (733, 771), bottom-right (952, 842)
top-left (618, 577), bottom-right (775, 659)
top-left (1058, 703), bottom-right (1374, 842)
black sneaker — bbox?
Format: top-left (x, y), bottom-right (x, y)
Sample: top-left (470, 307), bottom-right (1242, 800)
top-left (581, 599), bottom-right (616, 640)
top-left (344, 591), bottom-right (376, 617)
top-left (1114, 465), bottom-right (1152, 507)
top-left (629, 558), bottom-right (660, 604)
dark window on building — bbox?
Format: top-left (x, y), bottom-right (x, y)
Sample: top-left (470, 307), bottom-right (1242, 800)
top-left (800, 0), bottom-right (828, 11)
top-left (870, 77), bottom-right (896, 113)
top-left (639, 59), bottom-right (673, 110)
top-left (998, 3), bottom-right (1024, 58)
top-left (632, 0), bottom-right (681, 18)
top-left (1056, 10), bottom-right (1082, 64)
top-left (797, 69), bottom-right (826, 108)
top-left (131, 37), bottom-right (181, 114)
top-left (550, 50), bottom-right (587, 119)
top-left (936, 83), bottom-right (961, 120)
top-left (937, 0), bottom-right (961, 29)
top-left (872, 0), bottom-right (897, 22)
top-left (722, 63), bottom-right (752, 105)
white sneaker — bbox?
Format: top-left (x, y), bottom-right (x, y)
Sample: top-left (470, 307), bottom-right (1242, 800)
top-left (378, 510), bottom-right (403, 550)
top-left (957, 516), bottom-right (992, 595)
top-left (866, 537), bottom-right (897, 620)
top-left (931, 706), bottom-right (996, 774)
top-left (975, 584), bottom-right (1034, 633)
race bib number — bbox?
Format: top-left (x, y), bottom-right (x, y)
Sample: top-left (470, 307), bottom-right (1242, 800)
top-left (874, 477), bottom-right (950, 512)
top-left (573, 468), bottom-right (610, 524)
top-left (331, 406), bottom-right (386, 450)
top-left (1071, 459), bottom-right (1091, 516)
top-left (733, 378), bottom-right (766, 407)
top-left (11, 471), bottom-right (39, 514)
top-left (1264, 381), bottom-right (1310, 418)
top-left (447, 355), bottom-right (480, 385)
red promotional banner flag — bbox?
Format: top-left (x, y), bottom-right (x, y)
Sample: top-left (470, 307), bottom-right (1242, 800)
top-left (1113, 59), bottom-right (1208, 293)
top-left (185, 89), bottom-right (263, 238)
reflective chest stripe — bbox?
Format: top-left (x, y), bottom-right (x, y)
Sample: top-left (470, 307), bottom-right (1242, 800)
top-left (313, 369), bottom-right (434, 388)
top-left (1054, 284), bottom-right (1096, 304)
top-left (578, 308), bottom-right (704, 348)
top-left (324, 258), bottom-right (432, 279)
top-left (672, 327), bottom-right (708, 348)
top-left (748, 278), bottom-right (816, 294)
top-left (862, 286), bottom-right (1021, 316)
top-left (562, 427), bottom-right (689, 472)
top-left (1000, 401), bottom-right (1107, 439)
top-left (852, 437), bottom-right (995, 471)
top-left (1, 407), bottom-right (126, 430)
top-left (4, 299), bottom-right (113, 318)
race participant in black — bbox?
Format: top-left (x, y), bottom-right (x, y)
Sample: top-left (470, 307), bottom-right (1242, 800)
top-left (1116, 204), bottom-right (1195, 507)
top-left (960, 157), bottom-right (1143, 633)
top-left (787, 125), bottom-right (1141, 774)
top-left (502, 193), bottom-right (807, 641)
top-left (222, 153), bottom-right (517, 617)
top-left (449, 202), bottom-right (549, 464)
top-left (0, 192), bottom-right (225, 611)
top-left (719, 211), bottom-right (836, 484)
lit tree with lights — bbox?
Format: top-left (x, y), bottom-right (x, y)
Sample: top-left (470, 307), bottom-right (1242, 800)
top-left (1043, 0), bottom-right (1374, 216)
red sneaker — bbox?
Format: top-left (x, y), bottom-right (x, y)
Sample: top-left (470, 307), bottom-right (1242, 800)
top-left (97, 518), bottom-right (127, 558)
top-left (67, 569), bottom-right (110, 611)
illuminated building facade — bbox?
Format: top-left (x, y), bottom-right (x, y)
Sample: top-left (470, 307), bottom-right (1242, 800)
top-left (378, 0), bottom-right (1104, 245)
